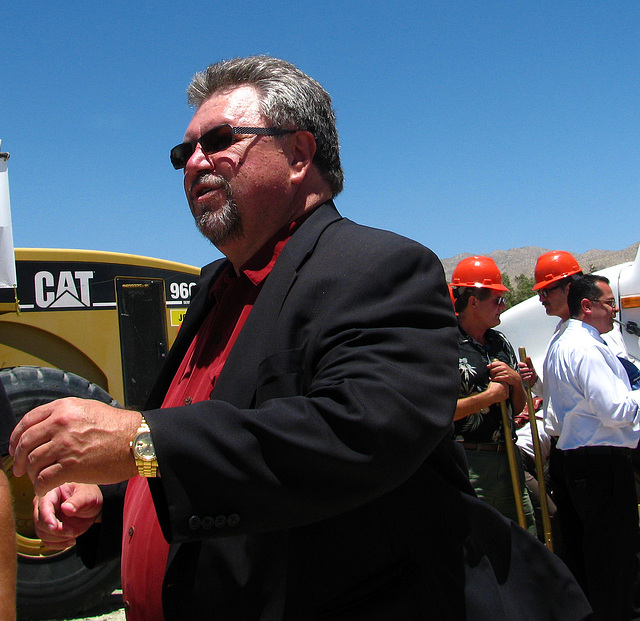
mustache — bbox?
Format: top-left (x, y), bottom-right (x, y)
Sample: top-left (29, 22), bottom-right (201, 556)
top-left (189, 173), bottom-right (231, 196)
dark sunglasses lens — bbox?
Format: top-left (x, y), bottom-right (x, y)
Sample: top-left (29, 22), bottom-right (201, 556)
top-left (170, 125), bottom-right (235, 169)
top-left (170, 143), bottom-right (194, 169)
top-left (200, 125), bottom-right (234, 154)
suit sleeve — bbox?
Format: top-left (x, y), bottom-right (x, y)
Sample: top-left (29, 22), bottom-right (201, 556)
top-left (145, 227), bottom-right (460, 542)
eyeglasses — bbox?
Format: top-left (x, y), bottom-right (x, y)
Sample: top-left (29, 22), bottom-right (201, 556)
top-left (538, 284), bottom-right (563, 299)
top-left (589, 298), bottom-right (618, 309)
top-left (170, 124), bottom-right (298, 169)
top-left (478, 295), bottom-right (506, 306)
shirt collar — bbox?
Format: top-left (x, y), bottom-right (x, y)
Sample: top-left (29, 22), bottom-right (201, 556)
top-left (240, 220), bottom-right (298, 286)
top-left (208, 234), bottom-right (288, 301)
top-left (569, 318), bottom-right (607, 343)
top-left (240, 209), bottom-right (318, 286)
top-left (458, 324), bottom-right (498, 347)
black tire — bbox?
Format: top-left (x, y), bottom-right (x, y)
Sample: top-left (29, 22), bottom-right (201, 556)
top-left (0, 366), bottom-right (122, 620)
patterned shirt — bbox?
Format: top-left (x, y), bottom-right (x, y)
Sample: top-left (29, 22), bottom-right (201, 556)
top-left (454, 326), bottom-right (519, 444)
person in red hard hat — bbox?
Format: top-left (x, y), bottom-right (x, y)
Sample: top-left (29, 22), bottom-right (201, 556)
top-left (519, 252), bottom-right (585, 539)
top-left (450, 256), bottom-right (536, 535)
top-left (544, 274), bottom-right (640, 620)
top-left (521, 251), bottom-right (640, 612)
top-left (532, 250), bottom-right (583, 321)
top-left (519, 250), bottom-right (584, 393)
top-left (522, 249), bottom-right (631, 386)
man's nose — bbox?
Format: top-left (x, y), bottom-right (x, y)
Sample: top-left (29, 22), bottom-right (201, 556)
top-left (185, 142), bottom-right (215, 173)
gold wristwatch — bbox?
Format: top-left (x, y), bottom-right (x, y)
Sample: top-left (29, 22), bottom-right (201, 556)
top-left (131, 416), bottom-right (159, 477)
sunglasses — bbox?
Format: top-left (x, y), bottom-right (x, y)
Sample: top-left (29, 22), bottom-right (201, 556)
top-left (474, 294), bottom-right (506, 306)
top-left (537, 283), bottom-right (563, 299)
top-left (170, 124), bottom-right (297, 169)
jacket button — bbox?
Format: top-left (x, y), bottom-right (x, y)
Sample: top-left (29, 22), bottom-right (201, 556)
top-left (214, 515), bottom-right (227, 528)
top-left (188, 516), bottom-right (201, 530)
top-left (201, 516), bottom-right (214, 530)
top-left (227, 514), bottom-right (240, 527)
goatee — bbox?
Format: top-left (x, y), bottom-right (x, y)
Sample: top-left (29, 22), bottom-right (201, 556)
top-left (189, 174), bottom-right (243, 245)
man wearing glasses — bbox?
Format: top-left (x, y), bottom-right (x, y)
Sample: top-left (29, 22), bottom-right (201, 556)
top-left (544, 274), bottom-right (640, 620)
top-left (10, 57), bottom-right (589, 620)
top-left (522, 250), bottom-right (634, 385)
top-left (519, 250), bottom-right (584, 392)
top-left (519, 251), bottom-right (637, 577)
top-left (449, 256), bottom-right (536, 535)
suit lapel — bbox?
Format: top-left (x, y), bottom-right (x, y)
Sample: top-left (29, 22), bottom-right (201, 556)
top-left (212, 202), bottom-right (342, 407)
top-left (148, 202), bottom-right (342, 409)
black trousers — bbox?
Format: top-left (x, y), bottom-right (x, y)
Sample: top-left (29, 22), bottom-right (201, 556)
top-left (552, 446), bottom-right (638, 621)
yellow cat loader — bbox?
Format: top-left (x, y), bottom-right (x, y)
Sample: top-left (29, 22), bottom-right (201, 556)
top-left (0, 145), bottom-right (200, 619)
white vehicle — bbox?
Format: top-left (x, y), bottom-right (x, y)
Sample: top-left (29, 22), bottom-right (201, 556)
top-left (500, 244), bottom-right (640, 377)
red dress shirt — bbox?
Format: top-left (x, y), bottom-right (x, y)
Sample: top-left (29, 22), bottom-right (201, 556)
top-left (121, 221), bottom-right (300, 620)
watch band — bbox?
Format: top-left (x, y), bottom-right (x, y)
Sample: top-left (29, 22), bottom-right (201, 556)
top-left (136, 458), bottom-right (159, 478)
top-left (132, 416), bottom-right (159, 477)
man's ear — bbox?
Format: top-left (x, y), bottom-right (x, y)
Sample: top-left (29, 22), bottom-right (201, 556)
top-left (288, 131), bottom-right (316, 185)
top-left (580, 297), bottom-right (593, 317)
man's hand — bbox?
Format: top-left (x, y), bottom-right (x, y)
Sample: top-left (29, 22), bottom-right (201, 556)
top-left (485, 380), bottom-right (510, 405)
top-left (518, 356), bottom-right (538, 388)
top-left (489, 360), bottom-right (527, 416)
top-left (34, 483), bottom-right (103, 549)
top-left (488, 360), bottom-right (522, 389)
top-left (9, 398), bottom-right (141, 496)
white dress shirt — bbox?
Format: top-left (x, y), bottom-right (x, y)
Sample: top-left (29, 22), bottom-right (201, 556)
top-left (516, 413), bottom-right (551, 461)
top-left (539, 319), bottom-right (568, 437)
top-left (602, 323), bottom-right (631, 360)
top-left (539, 320), bottom-right (635, 435)
top-left (543, 319), bottom-right (640, 450)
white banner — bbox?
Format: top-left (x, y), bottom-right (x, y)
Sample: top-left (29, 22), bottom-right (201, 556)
top-left (0, 151), bottom-right (17, 289)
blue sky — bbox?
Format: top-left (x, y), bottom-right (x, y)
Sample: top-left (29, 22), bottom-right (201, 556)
top-left (2, 1), bottom-right (638, 270)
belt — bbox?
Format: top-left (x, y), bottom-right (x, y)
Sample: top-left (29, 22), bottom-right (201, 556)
top-left (460, 442), bottom-right (506, 452)
top-left (562, 446), bottom-right (632, 457)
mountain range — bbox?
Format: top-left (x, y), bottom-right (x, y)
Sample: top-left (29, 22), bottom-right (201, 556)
top-left (439, 242), bottom-right (640, 283)
top-left (440, 242), bottom-right (640, 282)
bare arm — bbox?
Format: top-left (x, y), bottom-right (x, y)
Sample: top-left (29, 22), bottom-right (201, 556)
top-left (0, 465), bottom-right (16, 621)
top-left (454, 381), bottom-right (509, 421)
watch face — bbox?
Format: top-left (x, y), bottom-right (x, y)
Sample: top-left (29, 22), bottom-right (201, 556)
top-left (134, 432), bottom-right (156, 460)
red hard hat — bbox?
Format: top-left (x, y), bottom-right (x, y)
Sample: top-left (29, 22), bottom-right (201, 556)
top-left (532, 250), bottom-right (582, 291)
top-left (447, 285), bottom-right (457, 314)
top-left (450, 256), bottom-right (509, 292)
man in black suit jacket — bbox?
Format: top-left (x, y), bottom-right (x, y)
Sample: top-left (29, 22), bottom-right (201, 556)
top-left (11, 56), bottom-right (589, 619)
